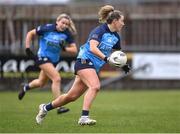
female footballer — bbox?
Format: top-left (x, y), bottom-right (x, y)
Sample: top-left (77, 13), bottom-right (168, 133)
top-left (35, 5), bottom-right (130, 125)
top-left (18, 13), bottom-right (77, 114)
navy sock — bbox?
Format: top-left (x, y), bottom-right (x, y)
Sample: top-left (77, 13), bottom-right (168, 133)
top-left (45, 103), bottom-right (54, 111)
top-left (24, 84), bottom-right (30, 92)
top-left (81, 110), bottom-right (89, 116)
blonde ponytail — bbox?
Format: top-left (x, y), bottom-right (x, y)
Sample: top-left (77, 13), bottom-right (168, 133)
top-left (98, 5), bottom-right (123, 24)
top-left (98, 5), bottom-right (114, 23)
top-left (68, 18), bottom-right (77, 35)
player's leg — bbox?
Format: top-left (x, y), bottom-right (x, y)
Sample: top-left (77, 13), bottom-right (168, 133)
top-left (18, 70), bottom-right (49, 100)
top-left (79, 69), bottom-right (100, 110)
top-left (52, 75), bottom-right (87, 107)
top-left (36, 75), bottom-right (87, 124)
top-left (77, 68), bottom-right (100, 125)
top-left (39, 62), bottom-right (69, 114)
top-left (29, 70), bottom-right (49, 88)
top-left (40, 63), bottom-right (61, 97)
top-left (39, 68), bottom-right (100, 125)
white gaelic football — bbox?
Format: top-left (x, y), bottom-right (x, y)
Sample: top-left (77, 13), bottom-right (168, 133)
top-left (109, 51), bottom-right (127, 67)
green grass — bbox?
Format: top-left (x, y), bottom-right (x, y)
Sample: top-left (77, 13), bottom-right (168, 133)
top-left (0, 90), bottom-right (180, 133)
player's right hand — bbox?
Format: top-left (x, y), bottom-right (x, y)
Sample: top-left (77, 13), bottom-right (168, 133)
top-left (103, 56), bottom-right (110, 63)
top-left (121, 64), bottom-right (131, 74)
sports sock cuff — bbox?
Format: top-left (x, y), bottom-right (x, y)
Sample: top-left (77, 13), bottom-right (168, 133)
top-left (82, 110), bottom-right (89, 116)
top-left (24, 84), bottom-right (30, 92)
top-left (45, 103), bottom-right (54, 111)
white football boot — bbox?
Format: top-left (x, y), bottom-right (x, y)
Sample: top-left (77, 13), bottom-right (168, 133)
top-left (36, 104), bottom-right (47, 125)
top-left (78, 116), bottom-right (96, 125)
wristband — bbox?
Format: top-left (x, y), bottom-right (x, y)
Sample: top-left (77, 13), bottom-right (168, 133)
top-left (104, 56), bottom-right (108, 62)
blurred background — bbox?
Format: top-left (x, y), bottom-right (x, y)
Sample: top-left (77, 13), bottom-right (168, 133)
top-left (0, 0), bottom-right (180, 91)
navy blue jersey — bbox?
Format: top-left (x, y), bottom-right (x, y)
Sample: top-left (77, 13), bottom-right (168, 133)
top-left (36, 24), bottom-right (74, 63)
top-left (77, 23), bottom-right (121, 72)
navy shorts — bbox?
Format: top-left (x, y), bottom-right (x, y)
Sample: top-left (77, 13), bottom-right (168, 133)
top-left (35, 57), bottom-right (57, 67)
top-left (74, 59), bottom-right (95, 75)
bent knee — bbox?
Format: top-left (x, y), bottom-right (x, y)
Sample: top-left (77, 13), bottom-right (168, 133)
top-left (38, 81), bottom-right (47, 88)
top-left (52, 76), bottom-right (61, 83)
top-left (91, 84), bottom-right (100, 92)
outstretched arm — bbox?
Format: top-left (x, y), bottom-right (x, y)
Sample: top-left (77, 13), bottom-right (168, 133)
top-left (25, 29), bottom-right (36, 58)
top-left (25, 29), bottom-right (36, 48)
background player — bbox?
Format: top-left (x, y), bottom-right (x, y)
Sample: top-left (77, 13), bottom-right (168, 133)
top-left (18, 13), bottom-right (77, 114)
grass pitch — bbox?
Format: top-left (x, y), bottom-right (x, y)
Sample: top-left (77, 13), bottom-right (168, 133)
top-left (0, 90), bottom-right (180, 133)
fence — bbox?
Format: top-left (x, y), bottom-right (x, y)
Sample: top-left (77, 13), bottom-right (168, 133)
top-left (0, 3), bottom-right (180, 55)
top-left (124, 14), bottom-right (180, 52)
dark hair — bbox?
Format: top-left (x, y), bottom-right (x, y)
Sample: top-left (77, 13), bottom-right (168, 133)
top-left (106, 10), bottom-right (123, 24)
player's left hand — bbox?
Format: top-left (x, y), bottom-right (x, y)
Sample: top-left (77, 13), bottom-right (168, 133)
top-left (60, 40), bottom-right (66, 51)
top-left (121, 64), bottom-right (131, 74)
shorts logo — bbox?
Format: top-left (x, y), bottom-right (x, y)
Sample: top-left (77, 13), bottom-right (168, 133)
top-left (43, 58), bottom-right (48, 61)
top-left (80, 59), bottom-right (93, 65)
top-left (89, 62), bottom-right (93, 65)
top-left (81, 59), bottom-right (87, 64)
